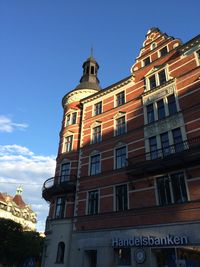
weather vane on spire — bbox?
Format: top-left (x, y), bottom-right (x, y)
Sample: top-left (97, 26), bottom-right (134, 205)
top-left (90, 46), bottom-right (94, 58)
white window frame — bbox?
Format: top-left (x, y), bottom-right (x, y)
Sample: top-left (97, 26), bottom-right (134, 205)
top-left (115, 91), bottom-right (126, 107)
top-left (59, 160), bottom-right (71, 183)
top-left (155, 170), bottom-right (189, 206)
top-left (114, 143), bottom-right (128, 170)
top-left (93, 101), bottom-right (103, 116)
top-left (144, 93), bottom-right (180, 125)
top-left (86, 189), bottom-right (100, 215)
top-left (145, 67), bottom-right (169, 91)
top-left (90, 121), bottom-right (102, 144)
top-left (62, 132), bottom-right (74, 153)
top-left (114, 183), bottom-right (129, 211)
top-left (54, 196), bottom-right (66, 219)
top-left (142, 56), bottom-right (151, 67)
top-left (65, 110), bottom-right (77, 126)
top-left (114, 112), bottom-right (127, 137)
top-left (158, 45), bottom-right (168, 58)
top-left (88, 152), bottom-right (101, 176)
top-left (194, 48), bottom-right (200, 66)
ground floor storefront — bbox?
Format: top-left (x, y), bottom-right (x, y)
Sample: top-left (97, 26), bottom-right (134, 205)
top-left (68, 222), bottom-right (200, 267)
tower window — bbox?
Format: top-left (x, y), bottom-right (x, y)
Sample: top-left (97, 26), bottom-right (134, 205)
top-left (56, 242), bottom-right (65, 263)
top-left (60, 163), bottom-right (70, 183)
top-left (91, 66), bottom-right (95, 74)
top-left (63, 135), bottom-right (73, 153)
top-left (55, 197), bottom-right (65, 219)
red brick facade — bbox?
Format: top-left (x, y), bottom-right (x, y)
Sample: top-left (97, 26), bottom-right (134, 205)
top-left (42, 28), bottom-right (200, 267)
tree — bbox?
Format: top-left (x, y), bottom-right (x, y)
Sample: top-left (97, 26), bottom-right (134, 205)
top-left (0, 218), bottom-right (44, 267)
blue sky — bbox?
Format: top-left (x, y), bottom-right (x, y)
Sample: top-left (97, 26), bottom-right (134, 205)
top-left (0, 0), bottom-right (200, 231)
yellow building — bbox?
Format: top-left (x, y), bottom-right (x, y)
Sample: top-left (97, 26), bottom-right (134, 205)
top-left (0, 187), bottom-right (37, 231)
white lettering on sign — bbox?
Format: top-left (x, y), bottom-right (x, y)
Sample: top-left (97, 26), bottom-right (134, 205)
top-left (112, 235), bottom-right (188, 247)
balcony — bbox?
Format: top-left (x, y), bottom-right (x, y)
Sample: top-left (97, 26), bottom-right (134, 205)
top-left (42, 175), bottom-right (76, 201)
top-left (127, 137), bottom-right (200, 179)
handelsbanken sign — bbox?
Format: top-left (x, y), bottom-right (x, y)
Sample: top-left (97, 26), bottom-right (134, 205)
top-left (112, 235), bottom-right (188, 247)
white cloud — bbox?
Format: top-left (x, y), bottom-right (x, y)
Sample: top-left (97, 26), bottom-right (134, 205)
top-left (0, 115), bottom-right (28, 133)
top-left (0, 144), bottom-right (56, 232)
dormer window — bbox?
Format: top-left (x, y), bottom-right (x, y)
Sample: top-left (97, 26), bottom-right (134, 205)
top-left (159, 46), bottom-right (168, 57)
top-left (143, 57), bottom-right (151, 66)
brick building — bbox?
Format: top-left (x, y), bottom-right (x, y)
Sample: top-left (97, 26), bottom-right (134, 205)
top-left (42, 28), bottom-right (200, 267)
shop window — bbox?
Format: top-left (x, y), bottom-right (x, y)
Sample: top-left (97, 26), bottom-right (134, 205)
top-left (60, 163), bottom-right (70, 183)
top-left (55, 197), bottom-right (65, 218)
top-left (115, 146), bottom-right (127, 169)
top-left (88, 190), bottom-right (99, 215)
top-left (116, 91), bottom-right (125, 106)
top-left (115, 184), bottom-right (128, 211)
top-left (63, 135), bottom-right (73, 153)
top-left (92, 125), bottom-right (101, 144)
top-left (149, 136), bottom-right (158, 159)
top-left (56, 242), bottom-right (65, 263)
top-left (84, 250), bottom-right (97, 267)
top-left (167, 94), bottom-right (177, 115)
top-left (146, 103), bottom-right (155, 123)
top-left (115, 248), bottom-right (131, 266)
top-left (156, 172), bottom-right (188, 206)
top-left (157, 99), bottom-right (166, 120)
top-left (143, 56), bottom-right (151, 66)
top-left (115, 116), bottom-right (126, 136)
top-left (90, 154), bottom-right (101, 175)
top-left (94, 102), bottom-right (102, 116)
top-left (152, 247), bottom-right (200, 267)
top-left (159, 46), bottom-right (168, 57)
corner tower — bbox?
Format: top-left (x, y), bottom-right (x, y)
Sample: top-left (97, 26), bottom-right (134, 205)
top-left (42, 55), bottom-right (101, 267)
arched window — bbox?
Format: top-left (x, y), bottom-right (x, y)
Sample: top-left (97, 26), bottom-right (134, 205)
top-left (56, 242), bottom-right (65, 263)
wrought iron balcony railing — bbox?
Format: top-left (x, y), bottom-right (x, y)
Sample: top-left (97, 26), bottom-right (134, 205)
top-left (127, 136), bottom-right (200, 178)
top-left (42, 175), bottom-right (76, 201)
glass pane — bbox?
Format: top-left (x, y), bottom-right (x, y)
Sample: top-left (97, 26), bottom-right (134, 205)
top-left (168, 94), bottom-right (177, 115)
top-left (149, 75), bottom-right (156, 89)
top-left (171, 172), bottom-right (188, 203)
top-left (157, 99), bottom-right (166, 120)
